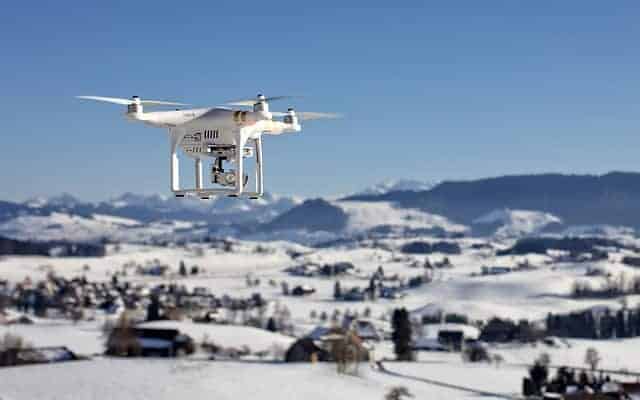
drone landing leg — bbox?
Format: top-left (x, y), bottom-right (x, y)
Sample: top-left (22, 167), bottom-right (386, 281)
top-left (195, 158), bottom-right (203, 190)
top-left (170, 135), bottom-right (181, 193)
top-left (253, 137), bottom-right (263, 198)
top-left (235, 136), bottom-right (246, 196)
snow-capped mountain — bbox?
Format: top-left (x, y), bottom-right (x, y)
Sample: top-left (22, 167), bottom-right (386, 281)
top-left (472, 208), bottom-right (562, 238)
top-left (103, 191), bottom-right (303, 223)
top-left (0, 212), bottom-right (205, 243)
top-left (4, 173), bottom-right (640, 244)
top-left (255, 198), bottom-right (468, 245)
top-left (25, 193), bottom-right (85, 210)
top-left (352, 179), bottom-right (437, 196)
top-left (560, 225), bottom-right (635, 238)
top-left (0, 192), bottom-right (303, 243)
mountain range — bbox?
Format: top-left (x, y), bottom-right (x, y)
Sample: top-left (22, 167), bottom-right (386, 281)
top-left (2, 172), bottom-right (640, 244)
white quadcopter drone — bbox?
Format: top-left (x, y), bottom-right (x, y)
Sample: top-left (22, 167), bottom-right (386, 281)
top-left (77, 94), bottom-right (338, 199)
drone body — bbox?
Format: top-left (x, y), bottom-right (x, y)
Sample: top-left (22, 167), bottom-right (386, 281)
top-left (77, 95), bottom-right (337, 199)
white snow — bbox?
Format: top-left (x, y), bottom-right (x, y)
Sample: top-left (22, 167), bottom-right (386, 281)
top-left (336, 201), bottom-right (468, 234)
top-left (473, 209), bottom-right (562, 238)
top-left (354, 179), bottom-right (437, 196)
top-left (1, 230), bottom-right (640, 399)
top-left (138, 320), bottom-right (295, 352)
top-left (0, 212), bottom-right (203, 243)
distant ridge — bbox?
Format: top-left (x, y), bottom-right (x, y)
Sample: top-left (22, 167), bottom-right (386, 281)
top-left (344, 171), bottom-right (640, 228)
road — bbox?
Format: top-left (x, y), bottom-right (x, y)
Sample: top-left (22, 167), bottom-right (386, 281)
top-left (376, 361), bottom-right (524, 400)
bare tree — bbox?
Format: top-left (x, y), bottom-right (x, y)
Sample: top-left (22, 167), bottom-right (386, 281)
top-left (492, 353), bottom-right (504, 368)
top-left (106, 313), bottom-right (141, 356)
top-left (536, 352), bottom-right (551, 367)
top-left (585, 347), bottom-right (601, 371)
top-left (0, 333), bottom-right (32, 351)
top-left (384, 386), bottom-right (413, 400)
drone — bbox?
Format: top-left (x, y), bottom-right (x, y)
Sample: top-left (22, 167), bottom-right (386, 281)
top-left (77, 94), bottom-right (339, 199)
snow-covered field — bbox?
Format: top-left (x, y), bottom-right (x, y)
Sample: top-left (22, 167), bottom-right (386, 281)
top-left (1, 238), bottom-right (639, 321)
top-left (2, 233), bottom-right (640, 399)
top-left (0, 358), bottom-right (523, 400)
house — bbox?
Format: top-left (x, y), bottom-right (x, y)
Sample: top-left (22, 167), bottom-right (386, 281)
top-left (341, 288), bottom-right (365, 301)
top-left (284, 264), bottom-right (320, 277)
top-left (411, 337), bottom-right (449, 352)
top-left (106, 327), bottom-right (195, 357)
top-left (438, 330), bottom-right (464, 351)
top-left (291, 285), bottom-right (316, 296)
top-left (289, 326), bottom-right (370, 363)
top-left (339, 318), bottom-right (381, 341)
top-left (414, 323), bottom-right (480, 352)
top-left (0, 346), bottom-right (80, 367)
top-left (285, 338), bottom-right (329, 362)
top-left (481, 265), bottom-right (513, 275)
top-left (351, 320), bottom-right (381, 341)
top-left (380, 286), bottom-right (405, 300)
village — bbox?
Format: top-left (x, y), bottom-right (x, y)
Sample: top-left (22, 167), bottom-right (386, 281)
top-left (1, 235), bottom-right (640, 400)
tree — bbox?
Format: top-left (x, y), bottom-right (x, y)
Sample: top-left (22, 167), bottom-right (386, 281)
top-left (528, 361), bottom-right (549, 396)
top-left (0, 332), bottom-right (32, 352)
top-left (463, 344), bottom-right (489, 362)
top-left (368, 278), bottom-right (377, 301)
top-left (106, 313), bottom-right (141, 356)
top-left (536, 352), bottom-right (551, 367)
top-left (385, 386), bottom-right (413, 400)
top-left (334, 281), bottom-right (342, 300)
top-left (266, 317), bottom-right (277, 332)
top-left (391, 308), bottom-right (413, 361)
top-left (179, 261), bottom-right (187, 277)
top-left (585, 347), bottom-right (601, 371)
top-left (492, 353), bottom-right (504, 367)
top-left (319, 311), bottom-right (328, 322)
top-left (146, 296), bottom-right (161, 321)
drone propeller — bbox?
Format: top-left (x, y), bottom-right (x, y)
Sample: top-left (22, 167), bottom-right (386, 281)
top-left (225, 94), bottom-right (295, 106)
top-left (76, 96), bottom-right (189, 107)
top-left (271, 111), bottom-right (342, 121)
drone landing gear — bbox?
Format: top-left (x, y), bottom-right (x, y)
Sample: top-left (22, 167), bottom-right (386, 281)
top-left (170, 135), bottom-right (263, 199)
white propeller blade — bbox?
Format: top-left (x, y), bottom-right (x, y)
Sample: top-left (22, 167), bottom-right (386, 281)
top-left (76, 96), bottom-right (188, 106)
top-left (271, 111), bottom-right (342, 121)
top-left (226, 95), bottom-right (294, 106)
top-left (297, 111), bottom-right (342, 121)
top-left (76, 96), bottom-right (132, 105)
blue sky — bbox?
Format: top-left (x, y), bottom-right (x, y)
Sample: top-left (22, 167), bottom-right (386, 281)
top-left (1, 1), bottom-right (639, 201)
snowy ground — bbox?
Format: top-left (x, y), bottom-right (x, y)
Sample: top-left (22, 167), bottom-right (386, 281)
top-left (2, 235), bottom-right (640, 399)
top-left (0, 358), bottom-right (526, 400)
top-left (1, 238), bottom-right (639, 322)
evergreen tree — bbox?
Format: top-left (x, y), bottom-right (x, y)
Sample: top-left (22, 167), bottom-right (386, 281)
top-left (146, 297), bottom-right (161, 321)
top-left (391, 308), bottom-right (413, 361)
top-left (266, 317), bottom-right (277, 332)
top-left (615, 309), bottom-right (627, 338)
top-left (179, 261), bottom-right (187, 277)
top-left (333, 281), bottom-right (342, 300)
top-left (368, 278), bottom-right (376, 301)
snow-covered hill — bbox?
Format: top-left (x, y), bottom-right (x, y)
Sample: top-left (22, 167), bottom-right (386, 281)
top-left (257, 199), bottom-right (468, 245)
top-left (337, 201), bottom-right (467, 236)
top-left (0, 212), bottom-right (206, 243)
top-left (472, 209), bottom-right (562, 238)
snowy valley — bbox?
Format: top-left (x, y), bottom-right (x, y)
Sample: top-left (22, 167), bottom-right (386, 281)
top-left (2, 174), bottom-right (640, 399)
